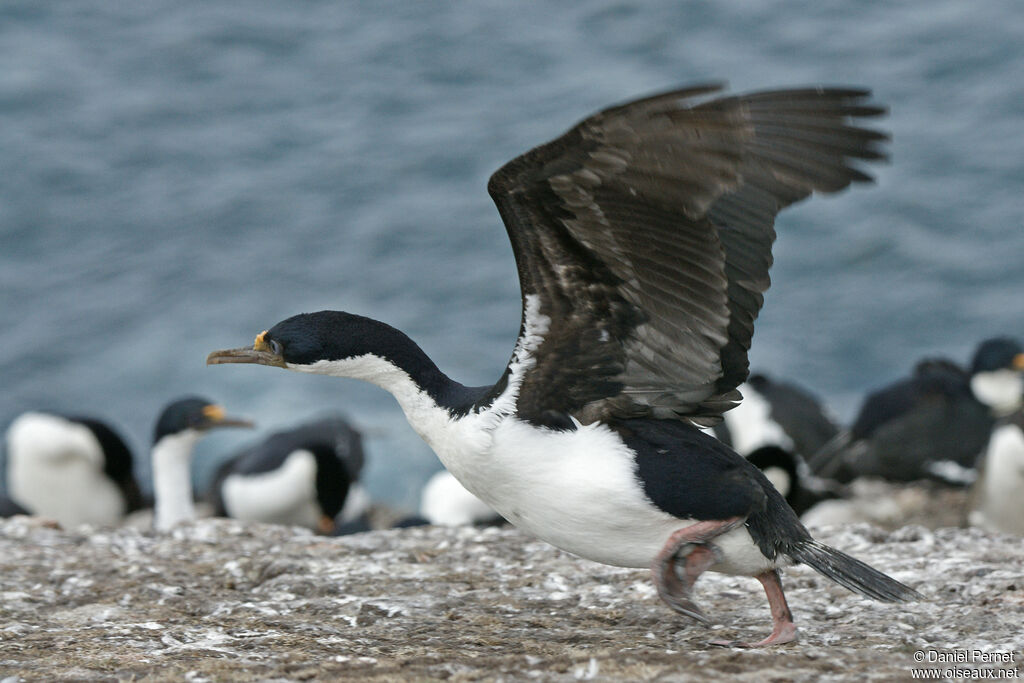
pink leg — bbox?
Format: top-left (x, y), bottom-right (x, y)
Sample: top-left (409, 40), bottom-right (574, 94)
top-left (710, 569), bottom-right (799, 648)
top-left (650, 517), bottom-right (745, 625)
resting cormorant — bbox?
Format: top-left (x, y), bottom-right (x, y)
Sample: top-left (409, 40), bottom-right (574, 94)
top-left (150, 397), bottom-right (252, 531)
top-left (810, 338), bottom-right (1024, 484)
top-left (5, 412), bottom-right (144, 527)
top-left (210, 414), bottom-right (367, 534)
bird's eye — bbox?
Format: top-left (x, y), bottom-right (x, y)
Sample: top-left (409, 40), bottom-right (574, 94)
top-left (269, 339), bottom-right (284, 356)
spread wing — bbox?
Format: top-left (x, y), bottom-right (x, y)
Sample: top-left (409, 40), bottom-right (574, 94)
top-left (487, 84), bottom-right (887, 426)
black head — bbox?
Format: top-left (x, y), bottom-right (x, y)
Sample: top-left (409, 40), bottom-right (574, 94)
top-left (207, 311), bottom-right (431, 374)
top-left (970, 337), bottom-right (1024, 375)
top-left (265, 311), bottom-right (401, 366)
top-left (153, 397), bottom-right (253, 444)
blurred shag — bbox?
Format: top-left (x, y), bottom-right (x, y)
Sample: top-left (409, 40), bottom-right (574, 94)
top-left (4, 412), bottom-right (144, 527)
top-left (810, 338), bottom-right (1024, 484)
top-left (210, 414), bottom-right (368, 535)
top-left (150, 397), bottom-right (252, 531)
top-left (713, 373), bottom-right (843, 515)
top-left (3, 397), bottom-right (250, 530)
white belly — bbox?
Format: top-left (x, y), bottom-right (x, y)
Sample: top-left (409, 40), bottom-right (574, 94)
top-left (973, 425), bottom-right (1024, 535)
top-left (434, 416), bottom-right (776, 575)
top-left (222, 450), bottom-right (322, 531)
top-left (11, 458), bottom-right (124, 527)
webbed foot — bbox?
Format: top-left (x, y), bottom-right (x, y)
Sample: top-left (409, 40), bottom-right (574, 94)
top-left (650, 517), bottom-right (745, 626)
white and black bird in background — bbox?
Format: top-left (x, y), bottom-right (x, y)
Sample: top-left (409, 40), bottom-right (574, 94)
top-left (150, 397), bottom-right (253, 532)
top-left (810, 337), bottom-right (1024, 485)
top-left (4, 411), bottom-right (145, 528)
top-left (209, 84), bottom-right (919, 647)
top-left (210, 414), bottom-right (368, 534)
top-left (3, 397), bottom-right (251, 531)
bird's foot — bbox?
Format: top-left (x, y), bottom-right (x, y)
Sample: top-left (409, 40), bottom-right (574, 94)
top-left (651, 516), bottom-right (745, 626)
top-left (707, 569), bottom-right (798, 648)
top-left (655, 544), bottom-right (717, 624)
top-left (708, 619), bottom-right (798, 648)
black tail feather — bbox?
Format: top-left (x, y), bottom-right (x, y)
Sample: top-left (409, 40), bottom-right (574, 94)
top-left (789, 539), bottom-right (921, 602)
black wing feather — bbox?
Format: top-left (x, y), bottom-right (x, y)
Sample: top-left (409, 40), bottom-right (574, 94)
top-left (488, 84), bottom-right (887, 425)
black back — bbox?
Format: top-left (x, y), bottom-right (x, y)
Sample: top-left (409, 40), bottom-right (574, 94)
top-left (617, 418), bottom-right (809, 559)
top-left (811, 358), bottom-right (993, 483)
top-left (850, 358), bottom-right (972, 440)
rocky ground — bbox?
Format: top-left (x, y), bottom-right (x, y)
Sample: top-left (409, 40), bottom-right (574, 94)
top-left (800, 479), bottom-right (973, 530)
top-left (1, 516), bottom-right (1022, 682)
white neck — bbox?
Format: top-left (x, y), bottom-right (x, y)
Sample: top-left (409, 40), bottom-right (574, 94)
top-left (152, 430), bottom-right (202, 531)
top-left (294, 356), bottom-right (458, 450)
top-left (971, 370), bottom-right (1024, 416)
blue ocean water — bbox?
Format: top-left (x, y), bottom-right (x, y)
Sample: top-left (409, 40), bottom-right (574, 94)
top-left (2, 1), bottom-right (1022, 511)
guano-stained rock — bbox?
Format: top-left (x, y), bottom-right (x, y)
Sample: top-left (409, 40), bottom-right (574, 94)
top-left (0, 517), bottom-right (1022, 681)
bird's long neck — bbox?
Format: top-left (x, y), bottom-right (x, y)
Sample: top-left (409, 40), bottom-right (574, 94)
top-left (299, 327), bottom-right (489, 417)
top-left (293, 330), bottom-right (491, 449)
top-left (151, 430), bottom-right (201, 531)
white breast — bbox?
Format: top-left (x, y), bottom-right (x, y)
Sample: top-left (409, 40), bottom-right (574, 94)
top-left (972, 424), bottom-right (1024, 535)
top-left (221, 449), bottom-right (321, 530)
top-left (6, 412), bottom-right (125, 527)
top-left (151, 429), bottom-right (202, 531)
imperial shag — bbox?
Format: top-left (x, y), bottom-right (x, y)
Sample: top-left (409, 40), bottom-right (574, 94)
top-left (5, 411), bottom-right (145, 527)
top-left (209, 414), bottom-right (368, 534)
top-left (150, 397), bottom-right (253, 531)
top-left (3, 397), bottom-right (250, 531)
top-left (810, 337), bottom-right (1024, 485)
top-left (208, 84), bottom-right (918, 646)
